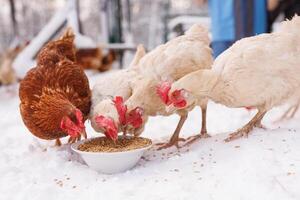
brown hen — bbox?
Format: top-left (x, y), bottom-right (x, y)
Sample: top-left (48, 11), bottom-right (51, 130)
top-left (19, 28), bottom-right (91, 145)
top-left (76, 48), bottom-right (116, 72)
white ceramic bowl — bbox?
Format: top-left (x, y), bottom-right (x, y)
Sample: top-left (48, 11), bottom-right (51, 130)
top-left (71, 136), bottom-right (152, 174)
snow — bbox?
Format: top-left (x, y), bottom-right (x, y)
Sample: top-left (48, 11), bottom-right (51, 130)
top-left (100, 43), bottom-right (137, 50)
top-left (1, 73), bottom-right (300, 200)
top-left (74, 34), bottom-right (96, 49)
top-left (13, 0), bottom-right (97, 78)
top-left (13, 4), bottom-right (69, 78)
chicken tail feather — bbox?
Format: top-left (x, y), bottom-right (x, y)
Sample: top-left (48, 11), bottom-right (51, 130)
top-left (60, 27), bottom-right (75, 41)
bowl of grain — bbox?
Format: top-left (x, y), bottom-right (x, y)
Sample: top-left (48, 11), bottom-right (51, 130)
top-left (71, 136), bottom-right (152, 174)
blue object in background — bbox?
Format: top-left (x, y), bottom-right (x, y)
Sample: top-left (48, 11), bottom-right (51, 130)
top-left (208, 0), bottom-right (267, 58)
top-left (211, 41), bottom-right (234, 58)
top-left (253, 0), bottom-right (267, 35)
top-left (208, 0), bottom-right (235, 42)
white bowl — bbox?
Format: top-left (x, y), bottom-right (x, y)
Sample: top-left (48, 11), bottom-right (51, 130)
top-left (71, 136), bottom-right (152, 174)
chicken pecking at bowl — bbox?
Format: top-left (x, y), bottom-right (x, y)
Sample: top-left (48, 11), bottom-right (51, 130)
top-left (71, 136), bottom-right (152, 174)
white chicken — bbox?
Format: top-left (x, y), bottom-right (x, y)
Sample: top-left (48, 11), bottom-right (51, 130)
top-left (124, 24), bottom-right (213, 148)
top-left (90, 45), bottom-right (146, 140)
top-left (134, 24), bottom-right (212, 81)
top-left (166, 16), bottom-right (300, 142)
top-left (91, 25), bottom-right (213, 148)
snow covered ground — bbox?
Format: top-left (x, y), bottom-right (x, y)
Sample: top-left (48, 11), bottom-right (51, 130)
top-left (1, 72), bottom-right (300, 200)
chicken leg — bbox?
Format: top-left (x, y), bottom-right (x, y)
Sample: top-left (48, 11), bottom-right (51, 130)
top-left (68, 137), bottom-right (76, 144)
top-left (122, 126), bottom-right (127, 136)
top-left (156, 114), bottom-right (188, 150)
top-left (68, 134), bottom-right (82, 144)
top-left (225, 109), bottom-right (267, 142)
top-left (184, 103), bottom-right (210, 146)
top-left (55, 139), bottom-right (62, 146)
top-left (275, 103), bottom-right (299, 122)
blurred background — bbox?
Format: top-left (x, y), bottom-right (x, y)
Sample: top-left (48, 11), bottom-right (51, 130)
top-left (0, 0), bottom-right (208, 54)
top-left (0, 0), bottom-right (299, 84)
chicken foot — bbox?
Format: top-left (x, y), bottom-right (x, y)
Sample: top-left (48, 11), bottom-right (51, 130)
top-left (68, 135), bottom-right (82, 144)
top-left (275, 103), bottom-right (299, 122)
top-left (183, 103), bottom-right (210, 146)
top-left (156, 114), bottom-right (188, 150)
top-left (122, 126), bottom-right (127, 136)
top-left (225, 109), bottom-right (267, 142)
top-left (55, 139), bottom-right (62, 146)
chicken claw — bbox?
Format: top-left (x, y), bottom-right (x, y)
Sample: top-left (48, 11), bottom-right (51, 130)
top-left (82, 130), bottom-right (87, 139)
top-left (182, 102), bottom-right (210, 147)
top-left (156, 114), bottom-right (188, 150)
top-left (183, 131), bottom-right (211, 146)
top-left (156, 137), bottom-right (186, 150)
top-left (55, 139), bottom-right (62, 146)
top-left (275, 103), bottom-right (299, 122)
top-left (225, 110), bottom-right (267, 142)
top-left (68, 136), bottom-right (77, 144)
top-left (224, 129), bottom-right (250, 142)
top-left (76, 135), bottom-right (81, 142)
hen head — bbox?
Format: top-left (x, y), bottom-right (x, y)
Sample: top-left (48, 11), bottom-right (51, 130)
top-left (94, 115), bottom-right (118, 141)
top-left (60, 108), bottom-right (87, 139)
top-left (93, 96), bottom-right (127, 141)
top-left (94, 96), bottom-right (144, 139)
top-left (156, 81), bottom-right (187, 109)
top-left (113, 96), bottom-right (144, 132)
top-left (113, 96), bottom-right (144, 134)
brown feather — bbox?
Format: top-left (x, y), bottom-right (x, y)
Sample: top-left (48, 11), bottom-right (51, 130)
top-left (19, 30), bottom-right (91, 140)
top-left (75, 48), bottom-right (116, 72)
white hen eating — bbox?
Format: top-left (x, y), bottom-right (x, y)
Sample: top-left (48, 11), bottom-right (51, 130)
top-left (167, 16), bottom-right (300, 142)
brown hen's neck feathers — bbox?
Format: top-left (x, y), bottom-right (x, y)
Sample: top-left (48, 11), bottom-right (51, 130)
top-left (35, 94), bottom-right (76, 131)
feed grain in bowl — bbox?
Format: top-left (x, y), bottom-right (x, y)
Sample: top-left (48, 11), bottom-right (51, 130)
top-left (71, 136), bottom-right (152, 174)
top-left (78, 136), bottom-right (152, 153)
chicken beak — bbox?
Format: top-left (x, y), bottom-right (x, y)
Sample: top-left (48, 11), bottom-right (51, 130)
top-left (104, 129), bottom-right (118, 142)
top-left (121, 125), bottom-right (127, 136)
top-left (109, 132), bottom-right (118, 142)
top-left (166, 104), bottom-right (176, 113)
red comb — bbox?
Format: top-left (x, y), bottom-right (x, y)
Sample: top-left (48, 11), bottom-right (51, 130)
top-left (156, 81), bottom-right (172, 105)
top-left (126, 107), bottom-right (144, 129)
top-left (113, 96), bottom-right (127, 125)
top-left (170, 89), bottom-right (187, 108)
top-left (95, 116), bottom-right (116, 130)
top-left (75, 109), bottom-right (85, 129)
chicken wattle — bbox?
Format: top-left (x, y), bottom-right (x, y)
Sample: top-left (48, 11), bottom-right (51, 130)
top-left (113, 96), bottom-right (127, 126)
top-left (169, 89), bottom-right (187, 108)
top-left (156, 81), bottom-right (172, 105)
top-left (60, 110), bottom-right (85, 138)
top-left (126, 107), bottom-right (144, 129)
top-left (157, 81), bottom-right (187, 108)
top-left (113, 96), bottom-right (144, 131)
